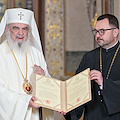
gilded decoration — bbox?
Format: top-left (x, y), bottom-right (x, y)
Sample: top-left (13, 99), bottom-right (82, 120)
top-left (90, 13), bottom-right (98, 29)
top-left (15, 0), bottom-right (33, 10)
top-left (45, 0), bottom-right (64, 79)
top-left (0, 0), bottom-right (7, 21)
top-left (15, 0), bottom-right (26, 8)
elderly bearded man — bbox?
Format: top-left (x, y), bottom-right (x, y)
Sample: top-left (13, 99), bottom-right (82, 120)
top-left (0, 8), bottom-right (50, 120)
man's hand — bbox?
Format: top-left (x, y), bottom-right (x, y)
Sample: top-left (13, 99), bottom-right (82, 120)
top-left (28, 96), bottom-right (41, 108)
top-left (57, 111), bottom-right (66, 115)
top-left (89, 70), bottom-right (103, 86)
top-left (34, 64), bottom-right (45, 75)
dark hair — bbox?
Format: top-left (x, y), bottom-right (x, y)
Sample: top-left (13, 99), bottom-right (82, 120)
top-left (97, 14), bottom-right (119, 29)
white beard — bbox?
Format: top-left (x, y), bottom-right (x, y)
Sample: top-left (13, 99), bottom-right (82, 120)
top-left (6, 31), bottom-right (30, 53)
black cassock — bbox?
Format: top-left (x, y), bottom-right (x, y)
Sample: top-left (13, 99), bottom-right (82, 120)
top-left (64, 42), bottom-right (120, 120)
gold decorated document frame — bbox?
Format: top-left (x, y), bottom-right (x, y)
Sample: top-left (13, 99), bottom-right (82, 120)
top-left (34, 68), bottom-right (91, 113)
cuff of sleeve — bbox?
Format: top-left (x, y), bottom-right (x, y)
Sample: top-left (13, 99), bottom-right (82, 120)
top-left (99, 84), bottom-right (103, 90)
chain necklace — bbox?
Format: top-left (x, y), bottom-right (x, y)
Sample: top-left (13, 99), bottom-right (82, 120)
top-left (100, 44), bottom-right (120, 79)
top-left (7, 41), bottom-right (32, 95)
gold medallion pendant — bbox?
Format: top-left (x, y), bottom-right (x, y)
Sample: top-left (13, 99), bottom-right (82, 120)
top-left (7, 41), bottom-right (33, 95)
top-left (23, 79), bottom-right (32, 95)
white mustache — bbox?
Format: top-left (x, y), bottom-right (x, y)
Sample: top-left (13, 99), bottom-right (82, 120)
top-left (16, 35), bottom-right (24, 39)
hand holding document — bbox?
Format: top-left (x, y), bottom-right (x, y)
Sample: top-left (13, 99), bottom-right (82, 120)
top-left (34, 68), bottom-right (91, 112)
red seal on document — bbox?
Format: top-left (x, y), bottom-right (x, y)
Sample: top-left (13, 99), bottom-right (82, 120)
top-left (76, 98), bottom-right (80, 102)
top-left (45, 100), bottom-right (50, 104)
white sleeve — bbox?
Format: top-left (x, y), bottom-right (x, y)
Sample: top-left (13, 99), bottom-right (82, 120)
top-left (0, 83), bottom-right (32, 120)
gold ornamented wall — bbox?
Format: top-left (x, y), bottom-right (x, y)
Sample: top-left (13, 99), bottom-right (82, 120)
top-left (0, 0), bottom-right (7, 21)
top-left (45, 0), bottom-right (64, 79)
top-left (15, 0), bottom-right (26, 8)
top-left (15, 0), bottom-right (33, 10)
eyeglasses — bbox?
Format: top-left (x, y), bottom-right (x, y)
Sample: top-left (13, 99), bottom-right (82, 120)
top-left (92, 28), bottom-right (116, 36)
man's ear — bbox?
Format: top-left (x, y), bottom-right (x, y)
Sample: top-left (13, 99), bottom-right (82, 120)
top-left (113, 28), bottom-right (119, 37)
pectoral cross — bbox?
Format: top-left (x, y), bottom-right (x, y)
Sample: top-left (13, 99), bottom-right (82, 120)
top-left (18, 12), bottom-right (24, 20)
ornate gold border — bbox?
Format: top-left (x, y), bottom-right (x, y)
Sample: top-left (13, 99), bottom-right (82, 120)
top-left (45, 0), bottom-right (64, 79)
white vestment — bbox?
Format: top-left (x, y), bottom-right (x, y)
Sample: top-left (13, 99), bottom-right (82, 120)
top-left (0, 40), bottom-right (50, 120)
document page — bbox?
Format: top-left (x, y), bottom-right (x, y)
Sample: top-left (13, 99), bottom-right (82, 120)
top-left (34, 68), bottom-right (91, 112)
top-left (34, 75), bottom-right (62, 111)
top-left (66, 68), bottom-right (91, 112)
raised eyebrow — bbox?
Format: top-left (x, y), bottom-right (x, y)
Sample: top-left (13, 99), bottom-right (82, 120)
top-left (13, 26), bottom-right (19, 29)
top-left (23, 27), bottom-right (29, 30)
top-left (98, 29), bottom-right (105, 31)
top-left (94, 28), bottom-right (104, 31)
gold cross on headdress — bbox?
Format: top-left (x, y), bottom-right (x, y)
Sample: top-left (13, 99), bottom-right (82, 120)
top-left (18, 12), bottom-right (24, 20)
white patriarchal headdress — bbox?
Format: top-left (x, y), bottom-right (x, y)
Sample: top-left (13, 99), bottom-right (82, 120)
top-left (0, 8), bottom-right (43, 52)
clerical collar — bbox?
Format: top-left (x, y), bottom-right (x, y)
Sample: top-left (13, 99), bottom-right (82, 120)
top-left (101, 41), bottom-right (119, 52)
top-left (106, 41), bottom-right (118, 50)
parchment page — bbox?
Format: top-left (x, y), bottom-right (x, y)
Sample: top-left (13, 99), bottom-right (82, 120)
top-left (66, 68), bottom-right (91, 112)
top-left (34, 74), bottom-right (62, 111)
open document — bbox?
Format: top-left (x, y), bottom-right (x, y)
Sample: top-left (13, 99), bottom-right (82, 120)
top-left (34, 68), bottom-right (91, 113)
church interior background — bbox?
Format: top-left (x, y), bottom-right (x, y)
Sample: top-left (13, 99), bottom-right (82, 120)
top-left (0, 0), bottom-right (119, 120)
